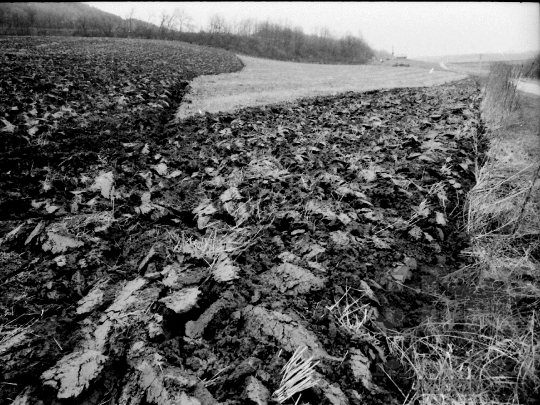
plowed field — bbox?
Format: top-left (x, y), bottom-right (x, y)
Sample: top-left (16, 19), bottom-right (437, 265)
top-left (1, 37), bottom-right (486, 405)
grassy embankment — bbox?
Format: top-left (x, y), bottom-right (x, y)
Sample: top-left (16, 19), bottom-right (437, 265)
top-left (382, 62), bottom-right (540, 404)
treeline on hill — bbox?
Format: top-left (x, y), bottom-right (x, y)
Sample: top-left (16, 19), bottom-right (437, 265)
top-left (0, 2), bottom-right (375, 64)
top-left (0, 2), bottom-right (133, 37)
top-left (187, 15), bottom-right (374, 64)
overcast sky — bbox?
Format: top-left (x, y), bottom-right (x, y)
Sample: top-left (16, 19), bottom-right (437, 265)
top-left (86, 2), bottom-right (540, 58)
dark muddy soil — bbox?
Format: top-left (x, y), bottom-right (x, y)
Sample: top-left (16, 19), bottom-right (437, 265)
top-left (1, 37), bottom-right (486, 405)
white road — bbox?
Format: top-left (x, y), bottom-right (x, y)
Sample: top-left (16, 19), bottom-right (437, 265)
top-left (439, 61), bottom-right (539, 96)
top-left (439, 62), bottom-right (450, 70)
top-left (514, 79), bottom-right (540, 96)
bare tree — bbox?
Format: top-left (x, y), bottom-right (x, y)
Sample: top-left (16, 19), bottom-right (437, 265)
top-left (124, 7), bottom-right (135, 35)
top-left (208, 14), bottom-right (228, 34)
top-left (172, 8), bottom-right (192, 33)
top-left (319, 26), bottom-right (333, 58)
top-left (25, 4), bottom-right (37, 28)
top-left (230, 17), bottom-right (241, 35)
top-left (158, 10), bottom-right (175, 39)
top-left (140, 12), bottom-right (155, 39)
top-left (292, 26), bottom-right (305, 57)
top-left (319, 26), bottom-right (333, 40)
top-left (76, 15), bottom-right (90, 36)
top-left (99, 16), bottom-right (116, 37)
top-left (184, 20), bottom-right (196, 33)
top-left (237, 18), bottom-right (255, 36)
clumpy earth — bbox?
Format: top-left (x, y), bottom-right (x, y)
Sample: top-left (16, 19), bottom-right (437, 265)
top-left (1, 37), bottom-right (485, 404)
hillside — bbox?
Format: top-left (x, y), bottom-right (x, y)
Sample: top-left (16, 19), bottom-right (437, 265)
top-left (0, 2), bottom-right (120, 23)
top-left (0, 2), bottom-right (155, 36)
top-left (0, 2), bottom-right (375, 64)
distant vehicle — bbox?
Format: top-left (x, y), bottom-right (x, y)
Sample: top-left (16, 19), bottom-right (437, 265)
top-left (391, 47), bottom-right (407, 60)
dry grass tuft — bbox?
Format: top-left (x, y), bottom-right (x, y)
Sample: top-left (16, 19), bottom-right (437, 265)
top-left (167, 228), bottom-right (247, 264)
top-left (272, 346), bottom-right (320, 404)
top-left (481, 62), bottom-right (522, 130)
top-left (381, 61), bottom-right (540, 404)
top-left (465, 61), bottom-right (540, 293)
top-left (385, 296), bottom-right (539, 404)
top-left (326, 286), bottom-right (378, 342)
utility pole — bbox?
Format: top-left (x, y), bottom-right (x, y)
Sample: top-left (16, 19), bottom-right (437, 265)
top-left (478, 54), bottom-right (482, 73)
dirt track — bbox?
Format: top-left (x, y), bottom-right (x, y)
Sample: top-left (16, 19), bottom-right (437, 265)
top-left (177, 55), bottom-right (467, 119)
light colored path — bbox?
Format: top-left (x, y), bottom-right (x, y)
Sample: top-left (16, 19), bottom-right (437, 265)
top-left (435, 62), bottom-right (539, 95)
top-left (514, 79), bottom-right (540, 96)
top-left (176, 55), bottom-right (467, 119)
